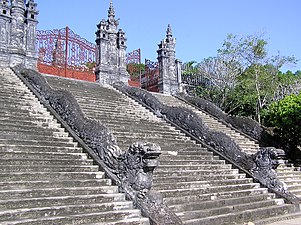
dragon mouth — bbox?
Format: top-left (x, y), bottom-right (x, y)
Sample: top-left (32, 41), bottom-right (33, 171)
top-left (143, 150), bottom-right (161, 168)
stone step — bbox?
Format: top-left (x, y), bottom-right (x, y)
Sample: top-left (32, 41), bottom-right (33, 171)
top-left (0, 145), bottom-right (82, 154)
top-left (0, 171), bottom-right (105, 182)
top-left (184, 204), bottom-right (294, 225)
top-left (158, 159), bottom-right (225, 166)
top-left (153, 173), bottom-right (246, 183)
top-left (0, 128), bottom-right (67, 137)
top-left (277, 167), bottom-right (300, 172)
top-left (93, 119), bottom-right (167, 129)
top-left (0, 158), bottom-right (93, 166)
top-left (0, 151), bottom-right (87, 161)
top-left (169, 193), bottom-right (276, 212)
top-left (117, 139), bottom-right (197, 148)
top-left (0, 179), bottom-right (112, 190)
top-left (163, 188), bottom-right (269, 205)
top-left (280, 179), bottom-right (301, 185)
top-left (111, 129), bottom-right (181, 136)
top-left (155, 183), bottom-right (260, 198)
top-left (0, 139), bottom-right (77, 147)
top-left (0, 186), bottom-right (118, 200)
top-left (277, 171), bottom-right (301, 176)
top-left (115, 136), bottom-right (192, 144)
top-left (153, 177), bottom-right (252, 190)
top-left (79, 105), bottom-right (148, 115)
top-left (0, 97), bottom-right (42, 106)
top-left (179, 199), bottom-right (280, 221)
top-left (254, 211), bottom-right (301, 225)
top-left (0, 209), bottom-right (146, 225)
top-left (160, 149), bottom-right (215, 156)
top-left (0, 114), bottom-right (53, 123)
top-left (0, 165), bottom-right (99, 173)
top-left (153, 172), bottom-right (247, 184)
top-left (0, 107), bottom-right (48, 116)
top-left (0, 121), bottom-right (62, 131)
top-left (156, 164), bottom-right (232, 172)
top-left (0, 193), bottom-right (125, 210)
top-left (148, 153), bottom-right (219, 161)
top-left (114, 132), bottom-right (187, 140)
top-left (0, 133), bottom-right (73, 143)
top-left (285, 184), bottom-right (301, 191)
top-left (0, 90), bottom-right (32, 96)
top-left (0, 202), bottom-right (135, 222)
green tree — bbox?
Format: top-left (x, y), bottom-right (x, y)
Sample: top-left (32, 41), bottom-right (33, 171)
top-left (264, 93), bottom-right (301, 151)
top-left (197, 55), bottom-right (243, 112)
top-left (126, 63), bottom-right (145, 78)
top-left (199, 33), bottom-right (298, 123)
top-left (182, 61), bottom-right (199, 77)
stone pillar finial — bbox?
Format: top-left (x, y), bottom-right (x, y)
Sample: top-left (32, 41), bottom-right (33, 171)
top-left (108, 0), bottom-right (115, 18)
top-left (167, 24), bottom-right (172, 37)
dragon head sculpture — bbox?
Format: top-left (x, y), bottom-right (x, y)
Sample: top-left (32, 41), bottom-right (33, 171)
top-left (118, 142), bottom-right (161, 192)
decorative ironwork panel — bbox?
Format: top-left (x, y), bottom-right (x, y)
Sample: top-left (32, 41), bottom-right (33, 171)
top-left (36, 26), bottom-right (96, 81)
top-left (125, 48), bottom-right (140, 65)
top-left (145, 58), bottom-right (159, 70)
top-left (141, 58), bottom-right (160, 92)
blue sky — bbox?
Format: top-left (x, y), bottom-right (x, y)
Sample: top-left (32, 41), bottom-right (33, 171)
top-left (36, 0), bottom-right (300, 72)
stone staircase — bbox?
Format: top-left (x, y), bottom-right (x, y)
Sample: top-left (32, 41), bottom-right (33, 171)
top-left (44, 75), bottom-right (299, 225)
top-left (152, 93), bottom-right (260, 155)
top-left (151, 93), bottom-right (301, 205)
top-left (0, 68), bottom-right (149, 225)
top-left (276, 162), bottom-right (301, 199)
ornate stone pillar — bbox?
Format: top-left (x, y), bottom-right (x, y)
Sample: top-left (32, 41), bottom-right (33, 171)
top-left (9, 0), bottom-right (26, 67)
top-left (95, 1), bottom-right (129, 85)
top-left (0, 0), bottom-right (11, 67)
top-left (157, 24), bottom-right (181, 94)
top-left (25, 0), bottom-right (39, 69)
top-left (117, 28), bottom-right (128, 83)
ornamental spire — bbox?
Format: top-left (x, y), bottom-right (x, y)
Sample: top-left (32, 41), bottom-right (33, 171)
top-left (166, 24), bottom-right (173, 37)
top-left (108, 0), bottom-right (115, 18)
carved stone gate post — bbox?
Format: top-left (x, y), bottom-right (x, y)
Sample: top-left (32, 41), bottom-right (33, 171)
top-left (157, 24), bottom-right (182, 95)
top-left (95, 1), bottom-right (129, 85)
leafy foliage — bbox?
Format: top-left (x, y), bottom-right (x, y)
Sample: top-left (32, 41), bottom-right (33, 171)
top-left (126, 63), bottom-right (145, 78)
top-left (187, 33), bottom-right (299, 124)
top-left (263, 93), bottom-right (301, 149)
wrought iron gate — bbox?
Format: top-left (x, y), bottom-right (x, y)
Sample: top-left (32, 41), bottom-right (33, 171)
top-left (36, 26), bottom-right (96, 82)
